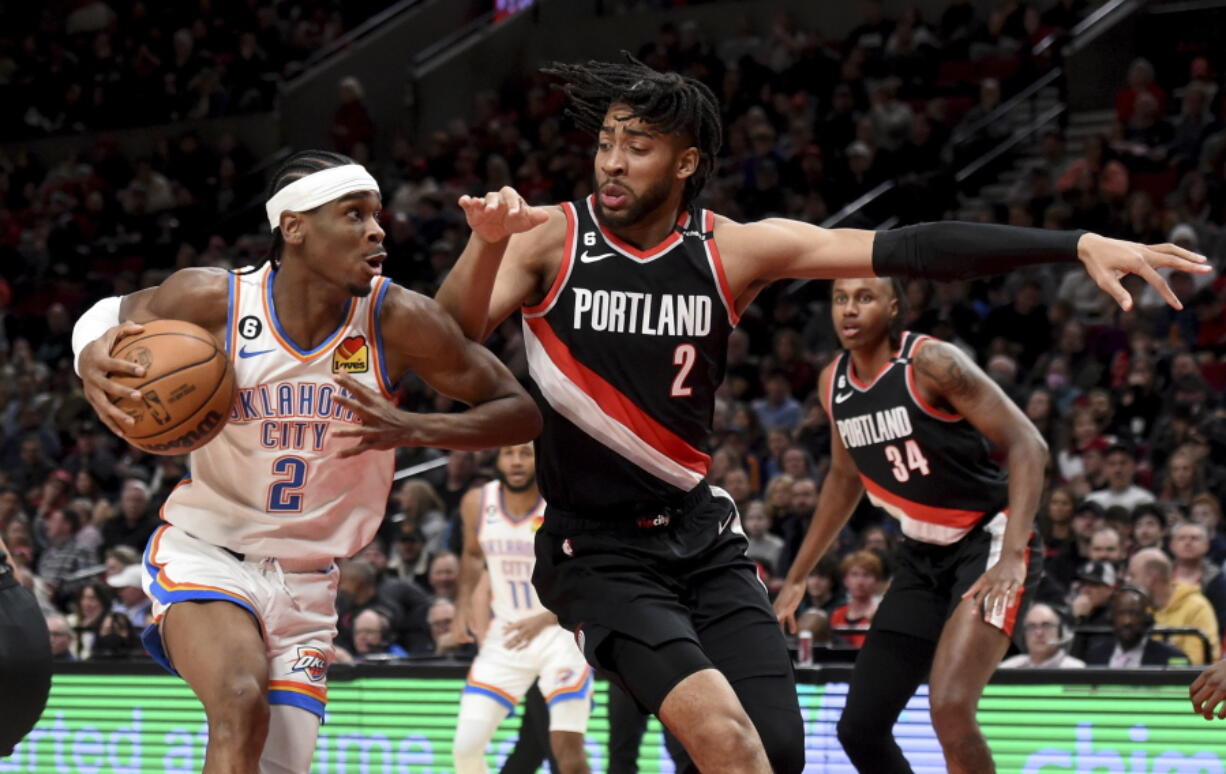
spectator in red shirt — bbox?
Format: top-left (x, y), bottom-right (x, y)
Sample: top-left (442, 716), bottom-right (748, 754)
top-left (830, 550), bottom-right (884, 648)
top-left (1115, 57), bottom-right (1167, 123)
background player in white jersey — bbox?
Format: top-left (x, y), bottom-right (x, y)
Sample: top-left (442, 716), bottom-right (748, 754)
top-left (452, 443), bottom-right (592, 774)
top-left (71, 149), bottom-right (541, 774)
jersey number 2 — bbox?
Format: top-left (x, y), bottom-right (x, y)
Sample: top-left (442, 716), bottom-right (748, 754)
top-left (267, 455), bottom-right (308, 513)
top-left (885, 440), bottom-right (930, 483)
top-left (671, 344), bottom-right (696, 398)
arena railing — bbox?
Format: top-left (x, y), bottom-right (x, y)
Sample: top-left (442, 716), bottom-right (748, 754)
top-left (290, 0), bottom-right (430, 77)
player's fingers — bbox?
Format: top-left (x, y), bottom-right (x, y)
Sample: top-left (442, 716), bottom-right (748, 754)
top-left (333, 376), bottom-right (379, 407)
top-left (961, 577), bottom-right (986, 600)
top-left (1095, 270), bottom-right (1134, 312)
top-left (1136, 261), bottom-right (1182, 310)
top-left (337, 441), bottom-right (375, 459)
top-left (527, 206), bottom-right (550, 226)
top-left (93, 352), bottom-right (147, 379)
top-left (499, 186), bottom-right (521, 214)
top-left (89, 375), bottom-right (143, 402)
top-left (1147, 242), bottom-right (1208, 269)
top-left (113, 321), bottom-right (147, 340)
top-left (783, 613), bottom-right (797, 635)
top-left (90, 400), bottom-right (130, 435)
top-left (484, 191), bottom-right (501, 210)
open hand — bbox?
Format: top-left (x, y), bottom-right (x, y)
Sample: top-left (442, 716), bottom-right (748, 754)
top-left (963, 555), bottom-right (1025, 627)
top-left (1077, 233), bottom-right (1209, 311)
top-left (332, 373), bottom-right (413, 457)
top-left (78, 321), bottom-right (147, 435)
top-left (459, 186), bottom-right (550, 244)
top-left (504, 612), bottom-right (555, 650)
top-left (1191, 659), bottom-right (1226, 720)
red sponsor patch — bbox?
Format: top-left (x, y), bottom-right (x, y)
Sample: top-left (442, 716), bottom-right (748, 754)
top-left (337, 335), bottom-right (366, 360)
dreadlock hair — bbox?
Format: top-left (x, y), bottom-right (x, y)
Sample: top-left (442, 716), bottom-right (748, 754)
top-left (543, 53), bottom-right (722, 208)
top-left (244, 149), bottom-right (357, 274)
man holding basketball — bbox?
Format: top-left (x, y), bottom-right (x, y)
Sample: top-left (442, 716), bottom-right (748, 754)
top-left (73, 150), bottom-right (541, 774)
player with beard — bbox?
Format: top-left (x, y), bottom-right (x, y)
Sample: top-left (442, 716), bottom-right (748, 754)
top-left (452, 444), bottom-right (592, 774)
top-left (775, 277), bottom-right (1047, 773)
top-left (346, 56), bottom-right (1202, 773)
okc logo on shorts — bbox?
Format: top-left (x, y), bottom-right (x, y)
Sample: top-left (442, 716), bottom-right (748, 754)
top-left (332, 335), bottom-right (369, 374)
top-left (290, 646), bottom-right (329, 682)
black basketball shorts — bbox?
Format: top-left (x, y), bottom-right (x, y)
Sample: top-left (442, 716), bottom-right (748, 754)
top-left (872, 512), bottom-right (1044, 643)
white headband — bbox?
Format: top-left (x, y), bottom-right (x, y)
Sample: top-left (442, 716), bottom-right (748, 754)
top-left (265, 164), bottom-right (380, 231)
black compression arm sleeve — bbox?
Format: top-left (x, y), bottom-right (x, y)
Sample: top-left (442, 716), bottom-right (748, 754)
top-left (871, 221), bottom-right (1086, 281)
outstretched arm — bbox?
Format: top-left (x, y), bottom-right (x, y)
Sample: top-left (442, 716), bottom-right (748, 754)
top-left (333, 285), bottom-right (541, 455)
top-left (716, 217), bottom-right (1208, 312)
top-left (434, 187), bottom-right (560, 342)
top-left (774, 363), bottom-right (865, 634)
top-left (911, 340), bottom-right (1048, 621)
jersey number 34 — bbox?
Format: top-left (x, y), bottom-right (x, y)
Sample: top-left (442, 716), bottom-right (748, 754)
top-left (885, 440), bottom-right (930, 483)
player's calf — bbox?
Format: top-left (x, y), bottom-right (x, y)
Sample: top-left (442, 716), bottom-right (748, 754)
top-left (929, 692), bottom-right (994, 774)
top-left (549, 730), bottom-right (590, 774)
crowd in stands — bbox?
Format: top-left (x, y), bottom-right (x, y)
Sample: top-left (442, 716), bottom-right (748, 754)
top-left (0, 0), bottom-right (414, 139)
top-left (4, 0), bottom-right (1226, 668)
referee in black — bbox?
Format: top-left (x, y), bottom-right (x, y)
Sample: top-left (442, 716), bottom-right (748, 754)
top-left (0, 534), bottom-right (52, 758)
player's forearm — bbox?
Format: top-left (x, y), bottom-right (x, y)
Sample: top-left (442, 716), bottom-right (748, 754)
top-left (1001, 432), bottom-right (1048, 556)
top-left (411, 392), bottom-right (542, 450)
top-left (783, 469), bottom-right (863, 584)
top-left (435, 234), bottom-right (507, 342)
top-left (872, 222), bottom-right (1084, 281)
top-left (456, 553), bottom-right (485, 623)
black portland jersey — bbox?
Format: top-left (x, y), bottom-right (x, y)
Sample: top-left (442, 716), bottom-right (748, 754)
top-left (828, 331), bottom-right (1008, 545)
top-left (523, 196), bottom-right (736, 513)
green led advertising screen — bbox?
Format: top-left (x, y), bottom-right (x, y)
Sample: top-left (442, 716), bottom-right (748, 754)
top-left (6, 670), bottom-right (1224, 773)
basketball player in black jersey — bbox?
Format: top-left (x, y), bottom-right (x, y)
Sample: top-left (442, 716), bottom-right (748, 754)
top-left (349, 57), bottom-right (1203, 773)
top-left (775, 276), bottom-right (1047, 773)
top-left (0, 534), bottom-right (52, 758)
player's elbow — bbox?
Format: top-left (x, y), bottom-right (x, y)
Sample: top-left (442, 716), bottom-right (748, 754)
top-left (1012, 426), bottom-right (1048, 468)
top-left (507, 394), bottom-right (543, 442)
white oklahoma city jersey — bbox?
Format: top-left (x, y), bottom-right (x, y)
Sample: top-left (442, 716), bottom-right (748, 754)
top-left (162, 263), bottom-right (396, 562)
top-left (478, 480), bottom-right (546, 623)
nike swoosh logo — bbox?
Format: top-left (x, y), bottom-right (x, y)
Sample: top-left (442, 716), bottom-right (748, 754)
top-left (833, 391), bottom-right (854, 404)
top-left (579, 250), bottom-right (615, 263)
top-left (239, 346), bottom-right (275, 359)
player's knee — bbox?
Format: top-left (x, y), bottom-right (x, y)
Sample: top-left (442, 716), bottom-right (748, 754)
top-left (837, 706), bottom-right (890, 752)
top-left (929, 690), bottom-right (978, 740)
top-left (205, 676), bottom-right (269, 749)
top-left (685, 712), bottom-right (762, 765)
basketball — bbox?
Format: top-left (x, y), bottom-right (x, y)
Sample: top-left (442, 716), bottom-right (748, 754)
top-left (109, 320), bottom-right (235, 455)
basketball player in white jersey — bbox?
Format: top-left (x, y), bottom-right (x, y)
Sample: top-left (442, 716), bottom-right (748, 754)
top-left (452, 443), bottom-right (592, 774)
top-left (71, 150), bottom-right (542, 774)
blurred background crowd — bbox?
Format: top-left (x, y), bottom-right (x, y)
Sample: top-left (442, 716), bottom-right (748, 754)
top-left (2, 0), bottom-right (1226, 669)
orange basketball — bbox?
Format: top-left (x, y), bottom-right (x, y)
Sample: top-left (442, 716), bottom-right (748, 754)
top-left (109, 319), bottom-right (235, 455)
